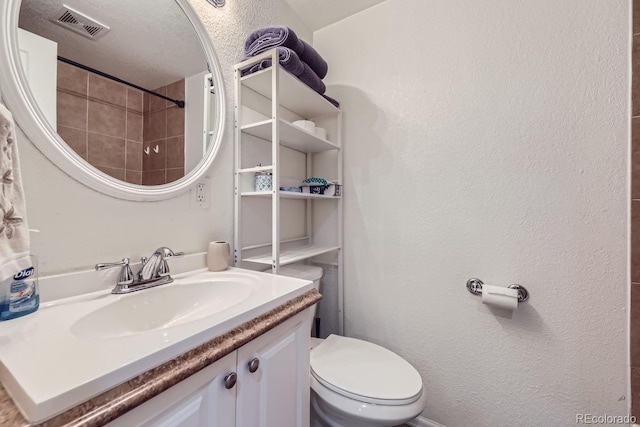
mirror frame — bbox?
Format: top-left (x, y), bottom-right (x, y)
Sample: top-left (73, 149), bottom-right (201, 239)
top-left (0, 0), bottom-right (225, 201)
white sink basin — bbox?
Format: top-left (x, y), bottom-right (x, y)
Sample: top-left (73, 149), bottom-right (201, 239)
top-left (0, 267), bottom-right (314, 424)
top-left (70, 278), bottom-right (257, 339)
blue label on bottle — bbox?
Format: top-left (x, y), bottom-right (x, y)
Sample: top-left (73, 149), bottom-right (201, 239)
top-left (0, 266), bottom-right (39, 320)
top-left (10, 281), bottom-right (35, 308)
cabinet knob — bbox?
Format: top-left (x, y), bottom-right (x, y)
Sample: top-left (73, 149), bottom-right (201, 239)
top-left (248, 357), bottom-right (260, 373)
top-left (224, 372), bottom-right (237, 389)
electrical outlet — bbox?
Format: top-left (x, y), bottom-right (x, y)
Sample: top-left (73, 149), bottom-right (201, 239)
top-left (190, 178), bottom-right (210, 209)
top-left (196, 183), bottom-right (205, 202)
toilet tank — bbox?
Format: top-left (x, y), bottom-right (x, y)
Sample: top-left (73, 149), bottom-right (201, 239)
top-left (275, 264), bottom-right (323, 334)
top-left (276, 264), bottom-right (323, 291)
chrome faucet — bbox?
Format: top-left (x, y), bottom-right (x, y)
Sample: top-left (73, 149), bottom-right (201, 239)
top-left (96, 247), bottom-right (184, 294)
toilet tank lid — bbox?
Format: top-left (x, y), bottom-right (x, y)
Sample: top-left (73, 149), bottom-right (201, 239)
top-left (276, 264), bottom-right (323, 281)
top-left (311, 334), bottom-right (423, 403)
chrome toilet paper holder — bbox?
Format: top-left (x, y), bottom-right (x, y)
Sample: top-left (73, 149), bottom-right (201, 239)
top-left (466, 278), bottom-right (529, 303)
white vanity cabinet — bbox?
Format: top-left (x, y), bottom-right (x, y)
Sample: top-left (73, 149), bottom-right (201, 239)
top-left (107, 309), bottom-right (311, 427)
top-left (236, 307), bottom-right (311, 426)
top-left (107, 352), bottom-right (238, 427)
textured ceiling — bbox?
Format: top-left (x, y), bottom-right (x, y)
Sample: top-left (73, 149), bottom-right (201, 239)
top-left (18, 0), bottom-right (207, 89)
top-left (284, 0), bottom-right (386, 32)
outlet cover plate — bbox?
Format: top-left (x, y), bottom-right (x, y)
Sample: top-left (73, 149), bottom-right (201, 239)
top-left (190, 177), bottom-right (210, 209)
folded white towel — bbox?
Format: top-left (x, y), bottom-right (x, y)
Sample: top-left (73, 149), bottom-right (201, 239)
top-left (0, 104), bottom-right (31, 280)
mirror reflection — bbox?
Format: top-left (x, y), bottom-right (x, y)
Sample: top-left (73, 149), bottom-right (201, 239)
top-left (17, 0), bottom-right (215, 185)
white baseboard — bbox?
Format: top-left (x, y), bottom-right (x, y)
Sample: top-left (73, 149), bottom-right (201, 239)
top-left (407, 415), bottom-right (446, 427)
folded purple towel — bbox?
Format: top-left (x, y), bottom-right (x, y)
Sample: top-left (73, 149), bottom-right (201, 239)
top-left (298, 41), bottom-right (328, 79)
top-left (243, 47), bottom-right (326, 95)
top-left (244, 26), bottom-right (328, 79)
top-left (244, 26), bottom-right (303, 56)
top-left (322, 94), bottom-right (340, 108)
top-left (243, 47), bottom-right (304, 75)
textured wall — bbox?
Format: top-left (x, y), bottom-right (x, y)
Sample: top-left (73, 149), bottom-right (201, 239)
top-left (2, 0), bottom-right (310, 275)
top-left (314, 1), bottom-right (629, 426)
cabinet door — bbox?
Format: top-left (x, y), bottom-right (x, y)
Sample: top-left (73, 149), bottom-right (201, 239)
top-left (107, 352), bottom-right (237, 427)
top-left (236, 309), bottom-right (311, 427)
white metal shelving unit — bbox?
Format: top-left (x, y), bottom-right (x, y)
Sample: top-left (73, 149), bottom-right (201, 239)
top-left (233, 49), bottom-right (343, 333)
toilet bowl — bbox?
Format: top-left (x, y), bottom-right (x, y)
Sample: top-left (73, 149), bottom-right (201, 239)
top-left (276, 264), bottom-right (427, 427)
top-left (310, 334), bottom-right (427, 427)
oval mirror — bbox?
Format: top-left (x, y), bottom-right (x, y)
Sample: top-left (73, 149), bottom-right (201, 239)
top-left (0, 0), bottom-right (225, 201)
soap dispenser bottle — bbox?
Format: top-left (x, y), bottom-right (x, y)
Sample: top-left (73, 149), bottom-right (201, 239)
top-left (0, 256), bottom-right (39, 321)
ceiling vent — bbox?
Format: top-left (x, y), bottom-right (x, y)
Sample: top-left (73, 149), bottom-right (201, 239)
top-left (52, 5), bottom-right (110, 40)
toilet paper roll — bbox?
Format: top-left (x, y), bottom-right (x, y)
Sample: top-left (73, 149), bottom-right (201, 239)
top-left (207, 241), bottom-right (230, 272)
top-left (292, 120), bottom-right (316, 133)
top-left (481, 284), bottom-right (518, 311)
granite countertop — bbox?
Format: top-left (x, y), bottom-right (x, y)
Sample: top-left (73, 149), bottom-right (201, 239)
top-left (0, 289), bottom-right (321, 427)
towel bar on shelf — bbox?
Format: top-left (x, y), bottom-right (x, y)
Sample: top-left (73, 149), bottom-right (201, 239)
top-left (466, 278), bottom-right (529, 303)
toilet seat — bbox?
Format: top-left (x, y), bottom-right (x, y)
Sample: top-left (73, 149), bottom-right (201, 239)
top-left (310, 335), bottom-right (423, 406)
top-left (310, 375), bottom-right (428, 427)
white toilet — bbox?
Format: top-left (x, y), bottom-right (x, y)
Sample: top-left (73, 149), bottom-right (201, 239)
top-left (277, 264), bottom-right (427, 427)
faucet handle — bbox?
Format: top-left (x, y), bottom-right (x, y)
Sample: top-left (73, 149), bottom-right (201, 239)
top-left (156, 250), bottom-right (184, 277)
top-left (158, 259), bottom-right (170, 277)
top-left (95, 258), bottom-right (134, 285)
top-left (169, 251), bottom-right (185, 258)
top-left (154, 247), bottom-right (184, 259)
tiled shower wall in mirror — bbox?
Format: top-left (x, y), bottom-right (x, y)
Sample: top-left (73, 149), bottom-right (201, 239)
top-left (143, 80), bottom-right (186, 185)
top-left (56, 61), bottom-right (185, 185)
